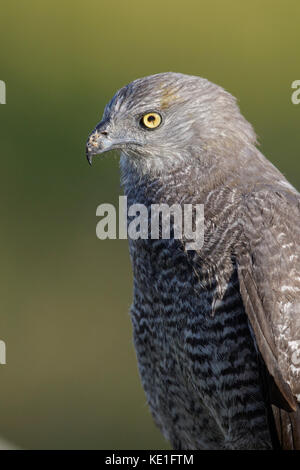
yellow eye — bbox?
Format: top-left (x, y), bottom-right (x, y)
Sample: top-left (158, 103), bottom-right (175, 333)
top-left (141, 112), bottom-right (162, 129)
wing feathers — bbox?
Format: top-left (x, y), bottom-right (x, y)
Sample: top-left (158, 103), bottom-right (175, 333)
top-left (237, 187), bottom-right (300, 447)
top-left (238, 262), bottom-right (297, 412)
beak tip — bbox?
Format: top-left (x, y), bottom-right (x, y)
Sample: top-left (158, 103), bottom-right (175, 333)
top-left (86, 144), bottom-right (93, 166)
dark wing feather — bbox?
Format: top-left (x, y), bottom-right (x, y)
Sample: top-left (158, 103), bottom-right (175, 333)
top-left (237, 186), bottom-right (300, 449)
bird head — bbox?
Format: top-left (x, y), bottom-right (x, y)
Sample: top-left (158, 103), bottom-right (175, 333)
top-left (86, 72), bottom-right (256, 175)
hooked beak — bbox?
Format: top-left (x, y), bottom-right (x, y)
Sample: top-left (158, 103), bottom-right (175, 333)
top-left (86, 122), bottom-right (141, 166)
top-left (86, 124), bottom-right (114, 166)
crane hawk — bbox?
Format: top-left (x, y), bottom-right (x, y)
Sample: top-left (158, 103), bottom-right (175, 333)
top-left (86, 73), bottom-right (300, 449)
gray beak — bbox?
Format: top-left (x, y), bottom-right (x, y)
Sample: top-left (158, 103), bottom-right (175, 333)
top-left (86, 122), bottom-right (142, 165)
top-left (86, 123), bottom-right (113, 166)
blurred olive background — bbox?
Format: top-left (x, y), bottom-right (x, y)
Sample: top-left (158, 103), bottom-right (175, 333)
top-left (0, 0), bottom-right (299, 450)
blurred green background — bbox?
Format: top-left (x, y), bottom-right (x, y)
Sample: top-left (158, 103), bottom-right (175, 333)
top-left (0, 0), bottom-right (299, 449)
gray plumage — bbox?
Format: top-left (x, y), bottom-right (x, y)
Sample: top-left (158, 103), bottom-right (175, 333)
top-left (86, 73), bottom-right (300, 449)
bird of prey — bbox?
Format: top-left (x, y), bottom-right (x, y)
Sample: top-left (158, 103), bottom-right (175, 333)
top-left (86, 73), bottom-right (300, 450)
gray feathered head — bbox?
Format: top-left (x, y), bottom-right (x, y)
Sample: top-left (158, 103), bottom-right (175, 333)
top-left (86, 72), bottom-right (256, 174)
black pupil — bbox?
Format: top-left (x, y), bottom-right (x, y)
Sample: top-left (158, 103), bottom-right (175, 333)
top-left (147, 115), bottom-right (156, 122)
